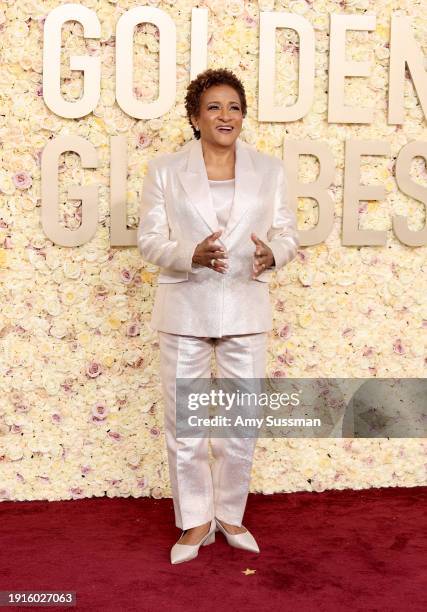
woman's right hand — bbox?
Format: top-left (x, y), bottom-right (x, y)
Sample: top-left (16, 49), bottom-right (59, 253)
top-left (192, 230), bottom-right (229, 273)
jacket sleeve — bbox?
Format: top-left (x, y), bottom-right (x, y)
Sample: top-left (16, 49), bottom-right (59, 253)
top-left (265, 160), bottom-right (300, 270)
top-left (137, 160), bottom-right (199, 273)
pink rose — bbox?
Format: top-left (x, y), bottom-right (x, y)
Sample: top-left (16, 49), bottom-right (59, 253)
top-left (137, 133), bottom-right (152, 149)
top-left (70, 487), bottom-right (85, 499)
top-left (243, 12), bottom-right (257, 28)
top-left (120, 269), bottom-right (133, 284)
top-left (127, 323), bottom-right (140, 337)
top-left (271, 369), bottom-right (287, 378)
top-left (392, 339), bottom-right (405, 355)
top-left (92, 403), bottom-right (108, 421)
top-left (279, 324), bottom-right (291, 339)
top-left (108, 431), bottom-right (122, 441)
top-left (13, 171), bottom-right (32, 189)
top-left (86, 361), bottom-right (102, 378)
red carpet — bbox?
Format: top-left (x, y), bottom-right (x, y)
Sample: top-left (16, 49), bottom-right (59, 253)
top-left (0, 486), bottom-right (426, 611)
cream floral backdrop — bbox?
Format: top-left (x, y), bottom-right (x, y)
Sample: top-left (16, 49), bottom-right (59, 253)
top-left (0, 0), bottom-right (425, 502)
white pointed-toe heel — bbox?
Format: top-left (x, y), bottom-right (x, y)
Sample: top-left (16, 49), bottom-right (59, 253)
top-left (215, 517), bottom-right (260, 553)
top-left (170, 518), bottom-right (216, 565)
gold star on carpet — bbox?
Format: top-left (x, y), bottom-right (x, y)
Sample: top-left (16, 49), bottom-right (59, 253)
top-left (242, 568), bottom-right (256, 575)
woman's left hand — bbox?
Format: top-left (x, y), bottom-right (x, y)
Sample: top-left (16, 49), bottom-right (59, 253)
top-left (251, 233), bottom-right (275, 278)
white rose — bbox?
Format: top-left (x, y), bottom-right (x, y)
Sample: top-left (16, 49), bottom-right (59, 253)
top-left (63, 261), bottom-right (81, 280)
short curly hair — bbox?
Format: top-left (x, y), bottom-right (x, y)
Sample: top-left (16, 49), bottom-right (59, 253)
top-left (184, 68), bottom-right (247, 140)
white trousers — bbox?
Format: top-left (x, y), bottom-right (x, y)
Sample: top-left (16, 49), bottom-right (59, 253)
top-left (157, 331), bottom-right (268, 530)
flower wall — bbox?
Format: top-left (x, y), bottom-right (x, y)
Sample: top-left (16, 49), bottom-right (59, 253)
top-left (0, 0), bottom-right (426, 502)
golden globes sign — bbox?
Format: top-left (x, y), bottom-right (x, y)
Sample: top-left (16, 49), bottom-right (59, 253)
top-left (40, 4), bottom-right (427, 248)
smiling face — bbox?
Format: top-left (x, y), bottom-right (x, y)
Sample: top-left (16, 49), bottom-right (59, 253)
top-left (190, 83), bottom-right (243, 146)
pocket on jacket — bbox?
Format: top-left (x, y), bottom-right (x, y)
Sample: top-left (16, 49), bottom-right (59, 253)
top-left (158, 271), bottom-right (189, 283)
top-left (253, 270), bottom-right (272, 283)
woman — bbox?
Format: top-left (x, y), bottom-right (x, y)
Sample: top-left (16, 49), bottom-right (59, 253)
top-left (137, 68), bottom-right (299, 564)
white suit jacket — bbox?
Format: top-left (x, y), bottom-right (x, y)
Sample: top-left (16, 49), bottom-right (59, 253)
top-left (137, 137), bottom-right (299, 337)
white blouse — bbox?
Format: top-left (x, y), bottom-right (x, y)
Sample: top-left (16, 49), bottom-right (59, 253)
top-left (207, 178), bottom-right (235, 231)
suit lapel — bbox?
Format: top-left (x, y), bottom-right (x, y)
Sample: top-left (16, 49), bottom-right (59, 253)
top-left (177, 138), bottom-right (218, 234)
top-left (177, 137), bottom-right (263, 242)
